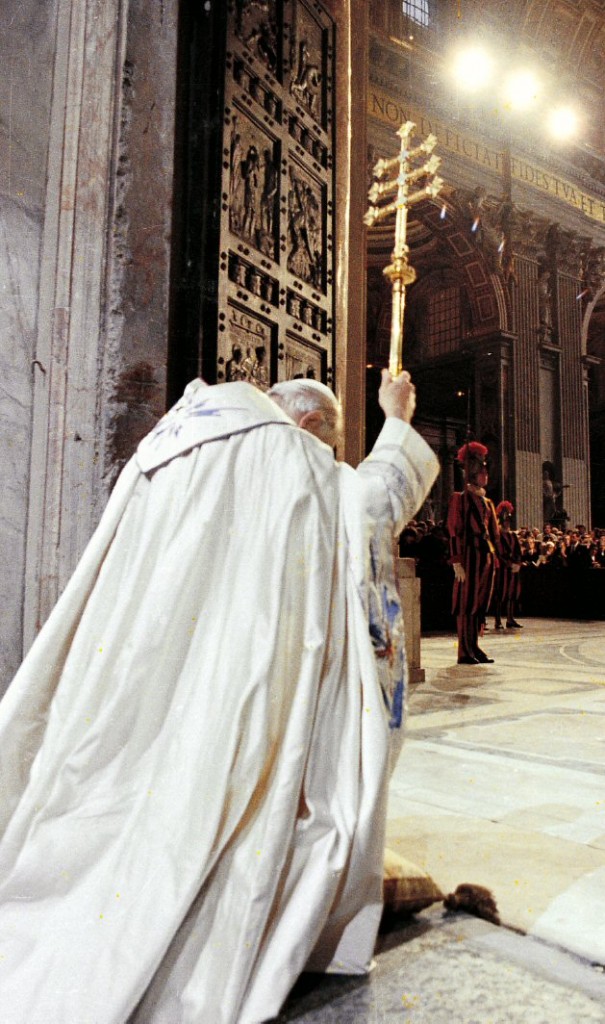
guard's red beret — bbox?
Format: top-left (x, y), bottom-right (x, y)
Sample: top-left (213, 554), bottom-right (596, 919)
top-left (457, 441), bottom-right (488, 464)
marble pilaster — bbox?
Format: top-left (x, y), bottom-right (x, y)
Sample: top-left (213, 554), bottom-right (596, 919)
top-left (0, 201), bottom-right (42, 692)
top-left (511, 255), bottom-right (541, 456)
top-left (508, 255), bottom-right (543, 525)
top-left (515, 449), bottom-right (543, 530)
top-left (23, 0), bottom-right (178, 648)
top-left (0, 0), bottom-right (58, 692)
top-left (555, 244), bottom-right (591, 526)
top-left (24, 0), bottom-right (127, 645)
top-left (563, 457), bottom-right (592, 530)
top-left (396, 557), bottom-right (424, 685)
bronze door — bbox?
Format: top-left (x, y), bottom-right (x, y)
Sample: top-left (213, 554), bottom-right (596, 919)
top-left (218, 0), bottom-right (335, 390)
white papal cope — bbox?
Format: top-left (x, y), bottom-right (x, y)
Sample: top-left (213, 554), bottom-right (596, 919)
top-left (0, 381), bottom-right (438, 1023)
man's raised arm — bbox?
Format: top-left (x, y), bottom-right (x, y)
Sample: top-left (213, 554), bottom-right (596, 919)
top-left (356, 369), bottom-right (440, 532)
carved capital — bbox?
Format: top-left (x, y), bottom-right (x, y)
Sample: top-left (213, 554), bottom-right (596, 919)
top-left (509, 207), bottom-right (550, 261)
top-left (579, 242), bottom-right (605, 300)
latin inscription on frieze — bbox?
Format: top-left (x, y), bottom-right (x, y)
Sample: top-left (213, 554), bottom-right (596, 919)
top-left (369, 83), bottom-right (605, 226)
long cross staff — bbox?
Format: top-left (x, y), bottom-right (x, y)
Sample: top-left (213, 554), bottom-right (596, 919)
top-left (364, 121), bottom-right (443, 376)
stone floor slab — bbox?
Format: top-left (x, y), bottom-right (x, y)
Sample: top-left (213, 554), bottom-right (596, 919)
top-left (274, 620), bottom-right (605, 1021)
top-left (276, 910), bottom-right (605, 1023)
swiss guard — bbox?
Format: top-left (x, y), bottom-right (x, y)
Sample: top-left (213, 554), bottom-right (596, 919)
top-left (447, 441), bottom-right (500, 664)
top-left (493, 500), bottom-right (523, 630)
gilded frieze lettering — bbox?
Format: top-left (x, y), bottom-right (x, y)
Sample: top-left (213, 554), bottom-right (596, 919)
top-left (368, 84), bottom-right (605, 226)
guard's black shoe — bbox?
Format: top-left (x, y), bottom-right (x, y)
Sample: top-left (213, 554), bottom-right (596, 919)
top-left (494, 623), bottom-right (504, 630)
top-left (506, 620), bottom-right (523, 628)
top-left (475, 649), bottom-right (494, 664)
top-left (458, 655), bottom-right (480, 665)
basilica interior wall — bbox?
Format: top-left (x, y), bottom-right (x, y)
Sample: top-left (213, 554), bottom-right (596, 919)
top-left (0, 0), bottom-right (179, 689)
top-left (101, 0), bottom-right (179, 485)
top-left (0, 0), bottom-right (58, 692)
top-left (19, 0), bottom-right (179, 656)
top-left (365, 2), bottom-right (605, 529)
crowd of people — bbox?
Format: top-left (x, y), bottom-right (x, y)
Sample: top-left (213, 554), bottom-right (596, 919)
top-left (401, 511), bottom-right (605, 633)
top-left (400, 519), bottom-right (605, 572)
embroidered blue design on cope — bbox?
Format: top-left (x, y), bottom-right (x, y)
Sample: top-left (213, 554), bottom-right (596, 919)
top-left (382, 586), bottom-right (400, 629)
top-left (148, 397), bottom-right (244, 445)
top-left (389, 677), bottom-right (404, 729)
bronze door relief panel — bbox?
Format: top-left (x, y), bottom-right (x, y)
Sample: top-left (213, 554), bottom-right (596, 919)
top-left (219, 0), bottom-right (334, 389)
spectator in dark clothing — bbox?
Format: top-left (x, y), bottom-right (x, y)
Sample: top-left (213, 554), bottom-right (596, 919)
top-left (399, 526), bottom-right (420, 560)
top-left (417, 525), bottom-right (449, 566)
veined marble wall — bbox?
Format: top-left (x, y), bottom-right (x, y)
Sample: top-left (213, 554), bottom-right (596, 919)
top-left (0, 1), bottom-right (57, 693)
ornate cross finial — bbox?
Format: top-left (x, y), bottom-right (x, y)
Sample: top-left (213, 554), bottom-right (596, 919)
top-left (364, 121), bottom-right (443, 375)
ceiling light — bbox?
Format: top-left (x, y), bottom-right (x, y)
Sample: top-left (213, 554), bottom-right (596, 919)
top-left (502, 69), bottom-right (540, 111)
top-left (452, 46), bottom-right (493, 91)
top-left (547, 106), bottom-right (579, 140)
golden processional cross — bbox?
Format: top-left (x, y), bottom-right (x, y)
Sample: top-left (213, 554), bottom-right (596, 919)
top-left (364, 121), bottom-right (443, 376)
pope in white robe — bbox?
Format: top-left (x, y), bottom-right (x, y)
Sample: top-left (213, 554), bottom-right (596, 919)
top-left (0, 371), bottom-right (438, 1024)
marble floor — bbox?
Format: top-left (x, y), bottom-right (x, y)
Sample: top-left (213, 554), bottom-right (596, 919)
top-left (274, 618), bottom-right (605, 1022)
